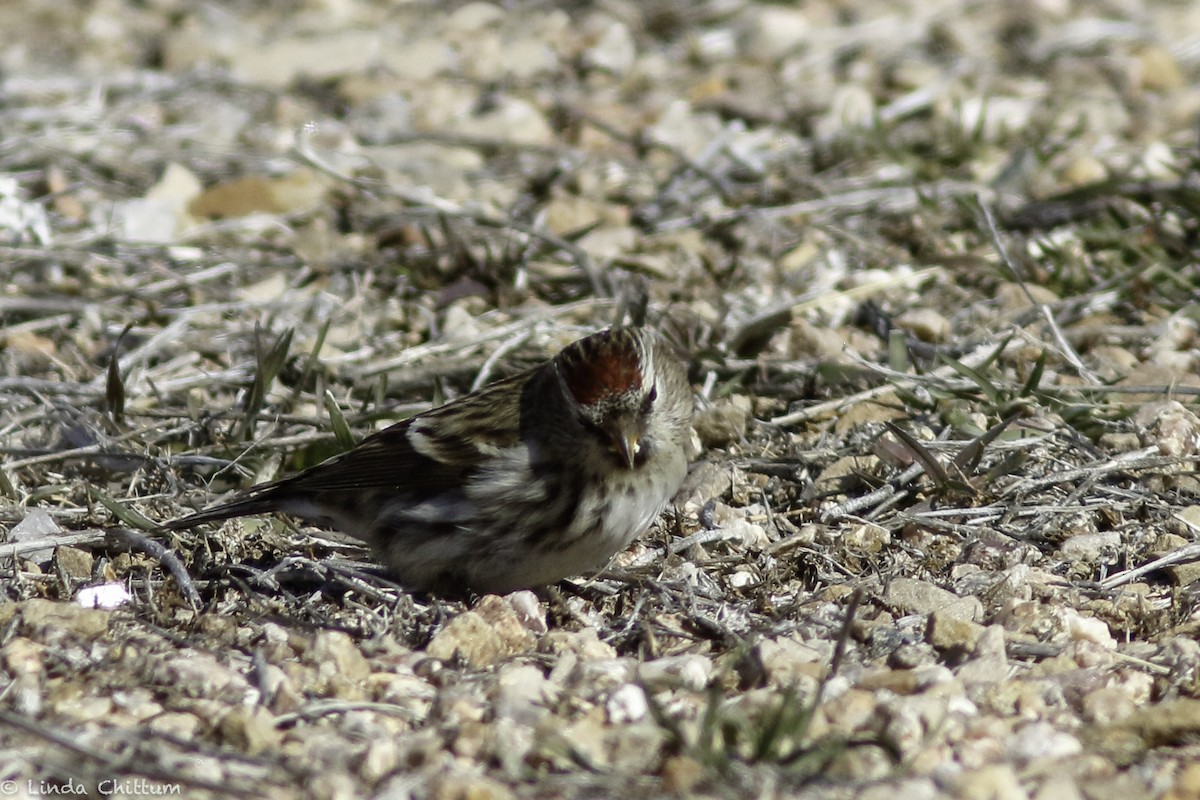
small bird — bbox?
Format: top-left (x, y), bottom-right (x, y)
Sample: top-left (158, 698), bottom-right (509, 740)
top-left (165, 327), bottom-right (693, 594)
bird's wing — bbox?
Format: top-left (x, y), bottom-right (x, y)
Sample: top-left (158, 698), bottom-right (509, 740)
top-left (163, 370), bottom-right (531, 529)
top-left (283, 369), bottom-right (529, 493)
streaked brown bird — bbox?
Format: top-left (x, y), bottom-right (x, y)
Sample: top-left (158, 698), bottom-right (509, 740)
top-left (165, 327), bottom-right (693, 593)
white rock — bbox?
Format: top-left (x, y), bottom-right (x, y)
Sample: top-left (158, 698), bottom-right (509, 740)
top-left (728, 569), bottom-right (757, 589)
top-left (454, 97), bottom-right (554, 146)
top-left (1136, 399), bottom-right (1200, 457)
top-left (75, 583), bottom-right (132, 610)
top-left (896, 308), bottom-right (951, 343)
top-left (380, 38), bottom-right (454, 80)
top-left (505, 590), bottom-right (548, 635)
top-left (815, 85), bottom-right (876, 140)
top-left (311, 630), bottom-right (371, 681)
top-left (1063, 611), bottom-right (1115, 649)
top-left (1057, 530), bottom-right (1121, 562)
top-left (260, 622), bottom-right (290, 648)
top-left (725, 517), bottom-right (770, 549)
top-left (491, 715), bottom-right (535, 777)
top-left (231, 31), bottom-right (382, 86)
top-left (885, 577), bottom-right (983, 623)
top-left (1007, 721), bottom-right (1082, 764)
top-left (741, 6), bottom-right (810, 61)
top-left (446, 2), bottom-right (503, 31)
top-left (606, 683), bottom-right (648, 724)
top-left (858, 779), bottom-right (941, 800)
top-left (955, 625), bottom-right (1009, 686)
top-left (954, 95), bottom-right (1035, 142)
top-left (1032, 775), bottom-right (1084, 800)
top-left (952, 764), bottom-right (1026, 800)
top-left (495, 664), bottom-right (549, 725)
top-left (585, 21), bottom-right (637, 74)
top-left (441, 303), bottom-right (482, 343)
top-left (1142, 140), bottom-right (1180, 180)
top-left (8, 509), bottom-right (63, 564)
top-left (578, 658), bottom-right (636, 692)
top-left (359, 737), bottom-right (401, 783)
top-left (159, 654), bottom-right (252, 702)
top-left (105, 162), bottom-right (202, 244)
top-left (646, 100), bottom-right (723, 157)
top-left (108, 198), bottom-right (178, 244)
top-left (0, 175), bottom-right (51, 244)
top-left (638, 654), bottom-right (712, 691)
top-left (689, 28), bottom-right (738, 63)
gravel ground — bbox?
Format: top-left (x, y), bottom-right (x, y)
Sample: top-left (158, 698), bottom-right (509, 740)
top-left (4, 1), bottom-right (1200, 798)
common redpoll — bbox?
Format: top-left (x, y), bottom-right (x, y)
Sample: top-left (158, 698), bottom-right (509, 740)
top-left (165, 327), bottom-right (693, 593)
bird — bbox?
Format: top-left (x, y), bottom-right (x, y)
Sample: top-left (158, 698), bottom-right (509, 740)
top-left (164, 327), bottom-right (694, 594)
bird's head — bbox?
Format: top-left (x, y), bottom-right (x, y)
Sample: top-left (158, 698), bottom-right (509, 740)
top-left (554, 328), bottom-right (689, 469)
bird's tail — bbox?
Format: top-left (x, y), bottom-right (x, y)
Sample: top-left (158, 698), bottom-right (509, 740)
top-left (161, 490), bottom-right (281, 531)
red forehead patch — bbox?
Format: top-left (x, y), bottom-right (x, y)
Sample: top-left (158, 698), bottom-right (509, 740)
top-left (559, 331), bottom-right (643, 406)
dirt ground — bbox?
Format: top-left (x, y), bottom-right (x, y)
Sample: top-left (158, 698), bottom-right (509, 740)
top-left (3, 1), bottom-right (1200, 798)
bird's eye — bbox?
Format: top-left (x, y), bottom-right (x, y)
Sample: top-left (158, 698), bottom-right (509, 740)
top-left (641, 384), bottom-right (657, 414)
top-left (577, 411), bottom-right (603, 433)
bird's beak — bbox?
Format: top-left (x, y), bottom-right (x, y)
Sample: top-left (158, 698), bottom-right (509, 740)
top-left (609, 418), bottom-right (641, 469)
